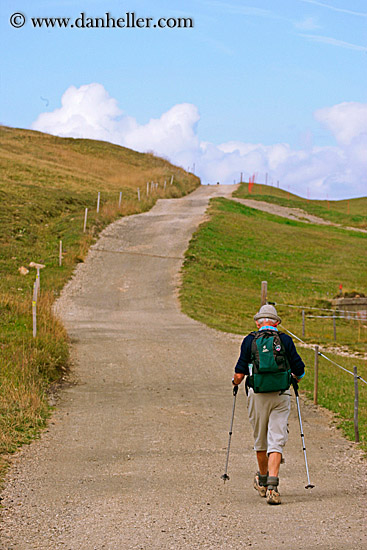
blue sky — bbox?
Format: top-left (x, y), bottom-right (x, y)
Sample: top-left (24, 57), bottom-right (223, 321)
top-left (1, 0), bottom-right (367, 198)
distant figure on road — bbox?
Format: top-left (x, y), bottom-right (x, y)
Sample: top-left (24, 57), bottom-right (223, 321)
top-left (232, 304), bottom-right (305, 504)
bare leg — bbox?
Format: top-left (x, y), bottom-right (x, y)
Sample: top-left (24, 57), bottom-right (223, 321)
top-left (256, 451), bottom-right (268, 476)
top-left (268, 452), bottom-right (282, 477)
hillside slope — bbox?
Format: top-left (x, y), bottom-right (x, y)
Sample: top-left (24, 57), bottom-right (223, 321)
top-left (0, 125), bottom-right (196, 193)
top-left (180, 196), bottom-right (367, 447)
top-left (0, 126), bottom-right (200, 475)
top-left (1, 184), bottom-right (366, 550)
top-left (234, 182), bottom-right (367, 229)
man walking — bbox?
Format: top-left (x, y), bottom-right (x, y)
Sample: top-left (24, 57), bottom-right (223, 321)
top-left (232, 304), bottom-right (305, 505)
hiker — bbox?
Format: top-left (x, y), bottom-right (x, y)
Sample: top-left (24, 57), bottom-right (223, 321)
top-left (232, 304), bottom-right (305, 505)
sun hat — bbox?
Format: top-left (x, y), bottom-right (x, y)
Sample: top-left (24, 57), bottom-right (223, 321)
top-left (253, 304), bottom-right (281, 323)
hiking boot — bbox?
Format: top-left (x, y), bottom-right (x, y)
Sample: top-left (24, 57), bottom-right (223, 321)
top-left (266, 476), bottom-right (281, 505)
top-left (253, 472), bottom-right (267, 497)
top-left (266, 487), bottom-right (281, 505)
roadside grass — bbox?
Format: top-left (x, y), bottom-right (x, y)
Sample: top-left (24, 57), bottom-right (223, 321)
top-left (298, 346), bottom-right (366, 448)
top-left (180, 197), bottom-right (367, 450)
top-left (233, 182), bottom-right (367, 230)
top-left (0, 126), bottom-right (200, 478)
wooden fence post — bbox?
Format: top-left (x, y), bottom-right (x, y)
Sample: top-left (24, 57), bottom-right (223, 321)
top-left (83, 208), bottom-right (88, 233)
top-left (32, 282), bottom-right (37, 338)
top-left (29, 262), bottom-right (45, 295)
top-left (119, 191), bottom-right (122, 208)
top-left (354, 366), bottom-right (360, 443)
top-left (170, 175), bottom-right (174, 185)
top-left (147, 182), bottom-right (149, 196)
top-left (260, 281), bottom-right (267, 306)
top-left (35, 267), bottom-right (40, 293)
top-left (314, 345), bottom-right (319, 405)
top-left (97, 192), bottom-right (100, 213)
top-left (333, 314), bottom-right (336, 341)
top-left (137, 188), bottom-right (140, 201)
top-left (59, 240), bottom-right (62, 267)
top-left (302, 309), bottom-right (305, 338)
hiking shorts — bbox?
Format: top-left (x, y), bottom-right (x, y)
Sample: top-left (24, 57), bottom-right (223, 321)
top-left (247, 388), bottom-right (291, 454)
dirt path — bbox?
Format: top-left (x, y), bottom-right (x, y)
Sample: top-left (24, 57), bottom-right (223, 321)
top-left (233, 198), bottom-right (367, 233)
top-left (1, 185), bottom-right (366, 550)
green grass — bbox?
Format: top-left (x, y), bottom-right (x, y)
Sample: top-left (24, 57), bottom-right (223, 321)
top-left (234, 182), bottom-right (367, 229)
top-left (0, 126), bottom-right (200, 477)
top-left (180, 197), bottom-right (367, 450)
top-left (295, 347), bottom-right (366, 448)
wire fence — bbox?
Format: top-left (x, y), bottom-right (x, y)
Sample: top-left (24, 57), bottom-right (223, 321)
top-left (263, 283), bottom-right (365, 443)
top-left (282, 324), bottom-right (365, 443)
top-left (283, 326), bottom-right (367, 386)
top-left (30, 181), bottom-right (177, 339)
top-left (306, 315), bottom-right (363, 319)
top-left (275, 301), bottom-right (360, 314)
top-left (270, 299), bottom-right (367, 345)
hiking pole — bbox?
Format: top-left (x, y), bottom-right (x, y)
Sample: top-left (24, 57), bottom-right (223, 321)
top-left (292, 378), bottom-right (315, 489)
top-left (221, 384), bottom-right (238, 482)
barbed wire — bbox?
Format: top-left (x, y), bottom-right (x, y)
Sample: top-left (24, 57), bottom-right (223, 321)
top-left (306, 314), bottom-right (365, 320)
top-left (274, 301), bottom-right (364, 315)
top-left (282, 325), bottom-right (367, 386)
top-left (282, 326), bottom-right (305, 344)
top-left (318, 351), bottom-right (367, 385)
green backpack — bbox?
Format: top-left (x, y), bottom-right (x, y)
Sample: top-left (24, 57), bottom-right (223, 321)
top-left (248, 330), bottom-right (291, 393)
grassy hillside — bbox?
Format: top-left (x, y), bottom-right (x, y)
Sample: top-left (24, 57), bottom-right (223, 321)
top-left (180, 196), bottom-right (367, 449)
top-left (0, 126), bottom-right (200, 477)
top-left (234, 182), bottom-right (367, 229)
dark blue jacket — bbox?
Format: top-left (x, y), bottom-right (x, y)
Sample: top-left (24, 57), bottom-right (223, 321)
top-left (235, 330), bottom-right (305, 379)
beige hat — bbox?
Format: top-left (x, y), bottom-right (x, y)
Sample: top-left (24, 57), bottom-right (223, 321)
top-left (254, 304), bottom-right (281, 323)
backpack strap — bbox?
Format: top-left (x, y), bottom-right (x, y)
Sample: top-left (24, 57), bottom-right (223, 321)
top-left (273, 331), bottom-right (290, 370)
top-left (250, 331), bottom-right (260, 368)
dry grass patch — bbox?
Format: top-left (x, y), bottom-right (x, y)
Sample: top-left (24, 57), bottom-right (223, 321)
top-left (0, 125), bottom-right (200, 479)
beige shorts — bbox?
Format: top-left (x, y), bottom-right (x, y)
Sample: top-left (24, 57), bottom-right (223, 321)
top-left (247, 388), bottom-right (291, 454)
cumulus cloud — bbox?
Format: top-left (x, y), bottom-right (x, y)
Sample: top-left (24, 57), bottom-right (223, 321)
top-left (32, 83), bottom-right (367, 199)
top-left (315, 102), bottom-right (367, 145)
top-left (124, 103), bottom-right (200, 162)
top-left (32, 83), bottom-right (136, 142)
top-left (32, 83), bottom-right (199, 169)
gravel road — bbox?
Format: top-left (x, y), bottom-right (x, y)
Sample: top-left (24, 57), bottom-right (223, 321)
top-left (1, 185), bottom-right (366, 550)
top-left (233, 198), bottom-right (367, 233)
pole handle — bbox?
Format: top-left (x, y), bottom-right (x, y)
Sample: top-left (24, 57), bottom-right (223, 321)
top-left (291, 376), bottom-right (299, 396)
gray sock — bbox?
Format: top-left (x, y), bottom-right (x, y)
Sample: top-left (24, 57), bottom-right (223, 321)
top-left (258, 473), bottom-right (268, 486)
top-left (267, 476), bottom-right (279, 489)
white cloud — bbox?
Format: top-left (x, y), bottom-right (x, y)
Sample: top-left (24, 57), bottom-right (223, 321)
top-left (32, 83), bottom-right (367, 199)
top-left (123, 103), bottom-right (200, 160)
top-left (32, 83), bottom-right (199, 168)
top-left (32, 83), bottom-right (128, 141)
top-left (315, 102), bottom-right (367, 144)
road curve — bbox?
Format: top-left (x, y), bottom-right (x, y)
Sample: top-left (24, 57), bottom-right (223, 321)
top-left (1, 185), bottom-right (366, 550)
